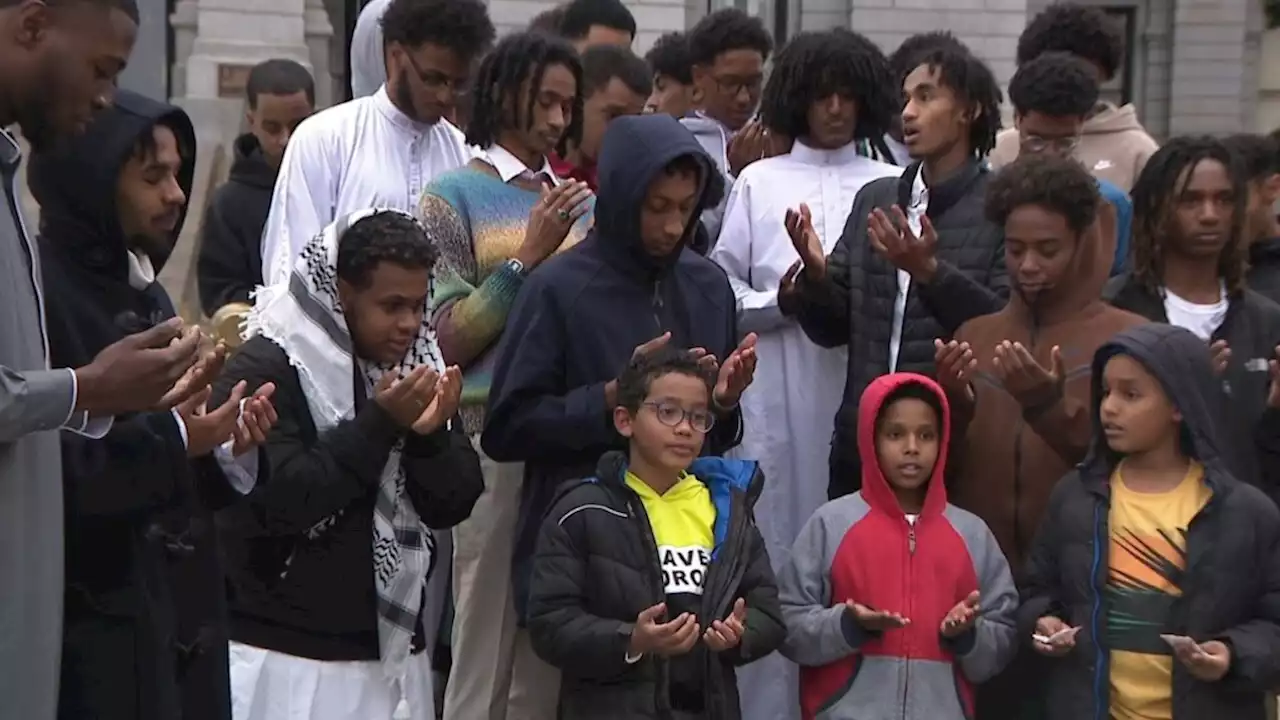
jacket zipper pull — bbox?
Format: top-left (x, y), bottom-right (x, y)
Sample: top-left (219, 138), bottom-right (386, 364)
top-left (908, 527), bottom-right (916, 555)
top-left (652, 279), bottom-right (664, 330)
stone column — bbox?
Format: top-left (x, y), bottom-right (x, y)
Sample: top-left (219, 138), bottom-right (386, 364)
top-left (181, 0), bottom-right (313, 101)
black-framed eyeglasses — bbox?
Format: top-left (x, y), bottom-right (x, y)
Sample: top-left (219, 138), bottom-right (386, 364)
top-left (402, 49), bottom-right (470, 97)
top-left (1019, 133), bottom-right (1080, 155)
top-left (713, 76), bottom-right (763, 98)
top-left (642, 401), bottom-right (716, 433)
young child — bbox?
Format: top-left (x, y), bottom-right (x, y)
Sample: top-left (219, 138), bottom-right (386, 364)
top-left (778, 373), bottom-right (1017, 720)
top-left (526, 348), bottom-right (784, 719)
top-left (1021, 322), bottom-right (1280, 719)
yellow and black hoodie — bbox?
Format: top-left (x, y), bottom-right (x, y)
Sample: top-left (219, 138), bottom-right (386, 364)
top-left (527, 451), bottom-right (785, 720)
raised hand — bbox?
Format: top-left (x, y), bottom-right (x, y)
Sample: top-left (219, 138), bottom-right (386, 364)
top-left (412, 366), bottom-right (463, 435)
top-left (516, 180), bottom-right (594, 269)
top-left (940, 591), bottom-right (980, 638)
top-left (1210, 339), bottom-right (1231, 377)
top-left (934, 339), bottom-right (977, 403)
top-left (76, 318), bottom-right (203, 416)
top-left (230, 383), bottom-right (279, 457)
top-left (606, 333), bottom-right (677, 408)
top-left (628, 602), bottom-right (701, 658)
top-left (993, 341), bottom-right (1064, 407)
top-left (1173, 639), bottom-right (1231, 682)
top-left (713, 334), bottom-right (758, 410)
top-left (844, 600), bottom-right (910, 632)
top-left (868, 206), bottom-right (939, 282)
top-left (784, 204), bottom-right (826, 282)
top-left (373, 366), bottom-right (440, 429)
top-left (727, 121), bottom-right (777, 176)
top-left (704, 598), bottom-right (748, 652)
top-left (179, 380), bottom-right (248, 458)
top-left (1031, 616), bottom-right (1078, 657)
top-left (156, 340), bottom-right (228, 410)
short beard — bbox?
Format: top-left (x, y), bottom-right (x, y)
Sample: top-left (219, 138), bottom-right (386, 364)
top-left (392, 69), bottom-right (439, 125)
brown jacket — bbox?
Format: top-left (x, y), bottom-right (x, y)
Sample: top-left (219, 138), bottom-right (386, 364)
top-left (947, 202), bottom-right (1144, 574)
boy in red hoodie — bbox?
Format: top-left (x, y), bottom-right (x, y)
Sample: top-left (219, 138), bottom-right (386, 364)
top-left (777, 373), bottom-right (1017, 719)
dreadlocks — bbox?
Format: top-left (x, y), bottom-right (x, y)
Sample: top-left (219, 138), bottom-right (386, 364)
top-left (1130, 135), bottom-right (1249, 295)
top-left (759, 28), bottom-right (896, 142)
top-left (465, 31), bottom-right (584, 154)
top-left (913, 45), bottom-right (1003, 158)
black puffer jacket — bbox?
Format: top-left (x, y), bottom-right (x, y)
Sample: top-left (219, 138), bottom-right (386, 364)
top-left (1020, 323), bottom-right (1280, 720)
top-left (528, 452), bottom-right (784, 720)
top-left (786, 159), bottom-right (1008, 498)
top-left (1103, 273), bottom-right (1280, 506)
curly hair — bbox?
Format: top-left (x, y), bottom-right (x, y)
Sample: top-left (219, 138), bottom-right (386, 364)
top-left (985, 153), bottom-right (1100, 235)
top-left (465, 31), bottom-right (584, 154)
top-left (758, 28), bottom-right (896, 142)
top-left (616, 347), bottom-right (714, 412)
top-left (645, 31), bottom-right (692, 85)
top-left (914, 45), bottom-right (1004, 158)
top-left (380, 0), bottom-right (495, 61)
top-left (581, 44), bottom-right (651, 97)
top-left (1129, 136), bottom-right (1249, 295)
top-left (1222, 133), bottom-right (1280, 182)
top-left (337, 211), bottom-right (437, 289)
top-left (686, 8), bottom-right (773, 67)
top-left (527, 4), bottom-right (566, 34)
top-left (1008, 51), bottom-right (1098, 118)
top-left (1016, 2), bottom-right (1124, 81)
top-left (559, 0), bottom-right (635, 40)
top-left (888, 31), bottom-right (966, 87)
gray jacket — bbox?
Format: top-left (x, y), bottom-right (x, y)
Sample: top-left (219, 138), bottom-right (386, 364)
top-left (679, 114), bottom-right (734, 246)
top-left (0, 129), bottom-right (106, 720)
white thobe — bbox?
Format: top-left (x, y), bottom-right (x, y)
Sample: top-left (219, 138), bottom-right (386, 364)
top-left (349, 0), bottom-right (390, 99)
top-left (709, 140), bottom-right (902, 720)
top-left (259, 86), bottom-right (474, 285)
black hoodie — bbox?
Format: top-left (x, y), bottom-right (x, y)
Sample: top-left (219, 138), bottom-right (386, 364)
top-left (29, 91), bottom-right (238, 720)
top-left (1249, 236), bottom-right (1280, 305)
top-left (481, 113), bottom-right (742, 622)
top-left (1019, 323), bottom-right (1280, 720)
top-left (197, 133), bottom-right (276, 315)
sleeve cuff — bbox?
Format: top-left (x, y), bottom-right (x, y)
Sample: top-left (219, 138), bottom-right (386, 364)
top-left (170, 408), bottom-right (190, 450)
top-left (941, 625), bottom-right (979, 656)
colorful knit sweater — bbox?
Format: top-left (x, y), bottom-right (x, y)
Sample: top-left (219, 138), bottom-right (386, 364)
top-left (419, 165), bottom-right (594, 433)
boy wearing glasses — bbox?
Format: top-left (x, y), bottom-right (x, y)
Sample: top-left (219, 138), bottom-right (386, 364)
top-left (1006, 51), bottom-right (1133, 276)
top-left (526, 348), bottom-right (784, 720)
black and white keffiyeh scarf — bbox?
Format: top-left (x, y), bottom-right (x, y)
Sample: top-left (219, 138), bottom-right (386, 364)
top-left (247, 207), bottom-right (440, 684)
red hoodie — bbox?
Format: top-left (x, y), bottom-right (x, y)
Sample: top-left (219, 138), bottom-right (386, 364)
top-left (777, 373), bottom-right (1018, 720)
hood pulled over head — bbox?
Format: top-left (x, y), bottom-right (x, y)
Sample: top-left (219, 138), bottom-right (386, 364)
top-left (856, 372), bottom-right (952, 517)
top-left (28, 89), bottom-right (197, 274)
top-left (593, 113), bottom-right (725, 272)
top-left (1086, 323), bottom-right (1227, 472)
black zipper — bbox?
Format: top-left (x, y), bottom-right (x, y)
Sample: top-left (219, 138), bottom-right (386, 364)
top-left (625, 491), bottom-right (671, 714)
top-left (652, 278), bottom-right (665, 332)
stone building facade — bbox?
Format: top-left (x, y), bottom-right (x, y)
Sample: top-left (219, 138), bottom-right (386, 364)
top-left (150, 0), bottom-right (1265, 139)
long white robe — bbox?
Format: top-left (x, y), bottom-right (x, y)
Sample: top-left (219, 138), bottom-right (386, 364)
top-left (259, 86), bottom-right (474, 285)
top-left (709, 141), bottom-right (902, 720)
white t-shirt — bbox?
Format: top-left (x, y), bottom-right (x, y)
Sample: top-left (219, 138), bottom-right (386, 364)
top-left (1163, 284), bottom-right (1228, 341)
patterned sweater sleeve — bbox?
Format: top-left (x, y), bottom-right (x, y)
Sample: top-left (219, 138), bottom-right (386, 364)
top-left (419, 184), bottom-right (526, 369)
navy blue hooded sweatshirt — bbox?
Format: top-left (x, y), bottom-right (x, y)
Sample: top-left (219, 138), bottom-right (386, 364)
top-left (30, 91), bottom-right (238, 720)
top-left (482, 113), bottom-right (743, 621)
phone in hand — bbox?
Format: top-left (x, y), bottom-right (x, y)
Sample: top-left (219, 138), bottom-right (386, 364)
top-left (1033, 626), bottom-right (1080, 645)
top-left (1160, 634), bottom-right (1204, 655)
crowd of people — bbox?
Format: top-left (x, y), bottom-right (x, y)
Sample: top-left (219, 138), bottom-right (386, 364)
top-left (2, 0), bottom-right (1280, 718)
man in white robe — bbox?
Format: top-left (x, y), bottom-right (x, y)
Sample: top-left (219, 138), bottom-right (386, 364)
top-left (350, 0), bottom-right (390, 99)
top-left (259, 0), bottom-right (495, 285)
top-left (708, 29), bottom-right (904, 720)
